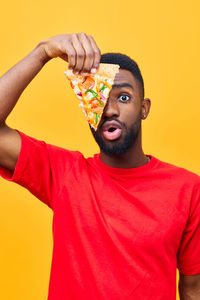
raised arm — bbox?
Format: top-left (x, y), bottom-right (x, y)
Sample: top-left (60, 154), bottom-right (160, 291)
top-left (0, 33), bottom-right (101, 171)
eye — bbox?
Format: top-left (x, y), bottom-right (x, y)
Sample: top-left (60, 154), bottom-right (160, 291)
top-left (119, 94), bottom-right (130, 102)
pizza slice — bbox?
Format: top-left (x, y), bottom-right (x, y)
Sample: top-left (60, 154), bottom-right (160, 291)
top-left (64, 63), bottom-right (119, 130)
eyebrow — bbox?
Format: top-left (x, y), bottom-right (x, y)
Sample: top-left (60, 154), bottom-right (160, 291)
top-left (112, 83), bottom-right (134, 90)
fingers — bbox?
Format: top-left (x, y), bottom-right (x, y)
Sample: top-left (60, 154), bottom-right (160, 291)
top-left (43, 33), bottom-right (101, 74)
top-left (77, 33), bottom-right (101, 75)
top-left (77, 33), bottom-right (94, 75)
top-left (87, 35), bottom-right (101, 72)
top-left (65, 43), bottom-right (76, 69)
top-left (68, 33), bottom-right (101, 75)
top-left (71, 33), bottom-right (85, 73)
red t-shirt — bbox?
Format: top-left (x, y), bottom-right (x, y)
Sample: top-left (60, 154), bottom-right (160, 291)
top-left (0, 131), bottom-right (200, 300)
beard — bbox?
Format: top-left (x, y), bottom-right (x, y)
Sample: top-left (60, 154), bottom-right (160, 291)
top-left (90, 115), bottom-right (141, 156)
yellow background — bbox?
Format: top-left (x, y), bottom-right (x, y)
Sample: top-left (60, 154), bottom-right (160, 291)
top-left (0, 0), bottom-right (199, 299)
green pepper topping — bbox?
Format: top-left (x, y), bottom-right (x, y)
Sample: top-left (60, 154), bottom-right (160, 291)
top-left (99, 84), bottom-right (107, 92)
top-left (98, 99), bottom-right (104, 107)
top-left (93, 112), bottom-right (98, 124)
top-left (91, 95), bottom-right (98, 100)
top-left (85, 89), bottom-right (98, 99)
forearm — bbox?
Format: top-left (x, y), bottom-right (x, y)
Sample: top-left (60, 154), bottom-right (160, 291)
top-left (0, 33), bottom-right (100, 172)
top-left (0, 33), bottom-right (100, 128)
top-left (179, 284), bottom-right (200, 299)
top-left (0, 42), bottom-right (50, 125)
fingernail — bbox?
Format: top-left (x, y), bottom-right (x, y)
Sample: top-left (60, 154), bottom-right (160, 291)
top-left (91, 68), bottom-right (97, 74)
top-left (81, 72), bottom-right (88, 76)
top-left (73, 71), bottom-right (79, 74)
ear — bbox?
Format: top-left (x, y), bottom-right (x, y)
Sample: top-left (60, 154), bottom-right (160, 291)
top-left (141, 98), bottom-right (151, 120)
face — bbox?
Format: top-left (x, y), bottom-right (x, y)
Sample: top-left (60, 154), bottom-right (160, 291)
top-left (90, 69), bottom-right (150, 156)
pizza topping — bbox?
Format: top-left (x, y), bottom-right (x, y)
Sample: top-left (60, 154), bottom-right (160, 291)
top-left (93, 106), bottom-right (103, 114)
top-left (70, 81), bottom-right (75, 89)
top-left (85, 89), bottom-right (98, 99)
top-left (100, 92), bottom-right (106, 101)
top-left (81, 76), bottom-right (95, 90)
top-left (97, 81), bottom-right (110, 93)
top-left (93, 112), bottom-right (99, 124)
top-left (99, 83), bottom-right (107, 92)
top-left (64, 63), bottom-right (119, 130)
top-left (97, 99), bottom-right (104, 107)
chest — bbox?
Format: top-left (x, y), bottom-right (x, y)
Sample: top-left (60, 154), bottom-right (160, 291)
top-left (56, 167), bottom-right (188, 257)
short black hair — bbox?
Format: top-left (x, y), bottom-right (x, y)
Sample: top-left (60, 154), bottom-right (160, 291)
top-left (100, 53), bottom-right (144, 98)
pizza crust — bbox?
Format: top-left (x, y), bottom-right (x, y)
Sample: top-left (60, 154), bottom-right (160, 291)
top-left (64, 63), bottom-right (119, 80)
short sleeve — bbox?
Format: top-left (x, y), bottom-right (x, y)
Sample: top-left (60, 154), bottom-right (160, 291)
top-left (177, 180), bottom-right (200, 275)
top-left (0, 130), bottom-right (82, 210)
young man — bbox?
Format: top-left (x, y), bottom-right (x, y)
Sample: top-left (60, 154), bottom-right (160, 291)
top-left (0, 33), bottom-right (199, 300)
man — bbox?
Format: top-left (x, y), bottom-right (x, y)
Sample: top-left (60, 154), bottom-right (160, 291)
top-left (0, 33), bottom-right (199, 300)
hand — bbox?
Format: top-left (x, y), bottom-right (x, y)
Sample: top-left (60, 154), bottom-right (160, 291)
top-left (41, 33), bottom-right (101, 75)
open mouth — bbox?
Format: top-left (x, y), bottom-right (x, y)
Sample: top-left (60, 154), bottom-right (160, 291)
top-left (108, 127), bottom-right (117, 132)
top-left (103, 125), bottom-right (122, 140)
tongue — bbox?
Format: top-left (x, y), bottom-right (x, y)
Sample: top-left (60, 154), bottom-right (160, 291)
top-left (103, 128), bottom-right (122, 140)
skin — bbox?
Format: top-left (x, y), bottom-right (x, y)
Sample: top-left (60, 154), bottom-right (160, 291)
top-left (0, 33), bottom-right (199, 294)
top-left (92, 69), bottom-right (151, 168)
top-left (179, 273), bottom-right (200, 299)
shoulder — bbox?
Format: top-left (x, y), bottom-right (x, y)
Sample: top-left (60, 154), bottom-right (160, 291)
top-left (152, 155), bottom-right (200, 187)
top-left (45, 143), bottom-right (87, 174)
top-left (46, 143), bottom-right (84, 161)
top-left (18, 130), bottom-right (86, 169)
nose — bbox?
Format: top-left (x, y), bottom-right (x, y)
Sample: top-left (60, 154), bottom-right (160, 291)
top-left (103, 97), bottom-right (120, 118)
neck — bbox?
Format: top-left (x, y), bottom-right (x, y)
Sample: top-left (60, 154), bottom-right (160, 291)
top-left (99, 132), bottom-right (148, 169)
